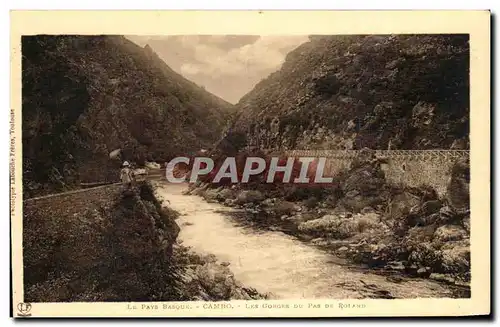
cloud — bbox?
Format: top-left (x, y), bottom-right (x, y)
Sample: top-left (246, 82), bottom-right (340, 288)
top-left (181, 35), bottom-right (308, 77)
top-left (179, 63), bottom-right (201, 75)
top-left (125, 35), bottom-right (308, 103)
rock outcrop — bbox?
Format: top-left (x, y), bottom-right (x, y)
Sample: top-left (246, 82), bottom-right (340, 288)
top-left (446, 157), bottom-right (470, 215)
top-left (172, 248), bottom-right (268, 301)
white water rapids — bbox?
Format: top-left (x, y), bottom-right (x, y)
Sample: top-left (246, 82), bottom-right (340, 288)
top-left (155, 182), bottom-right (460, 300)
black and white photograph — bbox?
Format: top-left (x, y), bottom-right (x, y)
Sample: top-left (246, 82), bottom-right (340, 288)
top-left (10, 10), bottom-right (490, 318)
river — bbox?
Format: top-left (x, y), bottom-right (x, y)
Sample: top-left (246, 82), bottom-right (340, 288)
top-left (155, 182), bottom-right (465, 300)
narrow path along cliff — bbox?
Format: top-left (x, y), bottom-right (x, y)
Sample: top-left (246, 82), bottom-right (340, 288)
top-left (155, 182), bottom-right (466, 300)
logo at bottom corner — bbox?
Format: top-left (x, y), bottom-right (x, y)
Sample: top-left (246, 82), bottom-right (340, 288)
top-left (17, 303), bottom-right (32, 317)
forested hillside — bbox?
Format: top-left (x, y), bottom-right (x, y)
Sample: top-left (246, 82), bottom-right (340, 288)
top-left (229, 35), bottom-right (469, 152)
top-left (22, 35), bottom-right (234, 197)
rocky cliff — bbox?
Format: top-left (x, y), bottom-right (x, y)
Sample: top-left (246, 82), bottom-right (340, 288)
top-left (230, 35), bottom-right (469, 152)
top-left (22, 35), bottom-right (234, 197)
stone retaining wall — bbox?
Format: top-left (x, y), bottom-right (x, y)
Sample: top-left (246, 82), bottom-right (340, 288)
top-left (281, 150), bottom-right (469, 196)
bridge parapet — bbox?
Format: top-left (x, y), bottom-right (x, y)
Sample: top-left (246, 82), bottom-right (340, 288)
top-left (284, 149), bottom-right (469, 159)
top-left (275, 149), bottom-right (469, 196)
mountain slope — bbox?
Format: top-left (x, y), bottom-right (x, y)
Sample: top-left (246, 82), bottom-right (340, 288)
top-left (22, 35), bottom-right (234, 197)
top-left (231, 35), bottom-right (469, 152)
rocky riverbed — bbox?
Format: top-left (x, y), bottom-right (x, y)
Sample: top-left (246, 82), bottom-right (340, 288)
top-left (183, 152), bottom-right (470, 289)
top-left (157, 182), bottom-right (469, 299)
top-left (171, 245), bottom-right (269, 301)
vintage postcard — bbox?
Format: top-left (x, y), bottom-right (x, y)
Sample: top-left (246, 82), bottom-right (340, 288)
top-left (10, 10), bottom-right (490, 318)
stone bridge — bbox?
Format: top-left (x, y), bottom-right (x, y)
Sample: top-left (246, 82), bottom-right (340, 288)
top-left (277, 149), bottom-right (470, 196)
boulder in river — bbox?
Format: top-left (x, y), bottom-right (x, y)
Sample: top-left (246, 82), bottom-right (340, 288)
top-left (417, 267), bottom-right (432, 278)
top-left (433, 225), bottom-right (467, 243)
top-left (267, 200), bottom-right (301, 216)
top-left (281, 212), bottom-right (319, 228)
top-left (420, 200), bottom-right (443, 217)
top-left (386, 261), bottom-right (406, 271)
top-left (298, 214), bottom-right (347, 237)
top-left (191, 183), bottom-right (209, 196)
top-left (446, 157), bottom-right (470, 215)
top-left (261, 197), bottom-right (278, 207)
top-left (440, 239), bottom-right (470, 278)
top-left (407, 242), bottom-right (442, 272)
top-left (338, 151), bottom-right (387, 213)
top-left (298, 212), bottom-right (386, 240)
top-left (404, 225), bottom-right (437, 246)
top-left (173, 247), bottom-right (267, 301)
top-left (218, 188), bottom-right (236, 201)
top-left (462, 216), bottom-right (470, 233)
top-left (234, 190), bottom-right (265, 205)
top-left (195, 262), bottom-right (235, 300)
top-left (202, 188), bottom-right (220, 203)
top-left (224, 199), bottom-right (235, 207)
top-left (388, 191), bottom-right (422, 221)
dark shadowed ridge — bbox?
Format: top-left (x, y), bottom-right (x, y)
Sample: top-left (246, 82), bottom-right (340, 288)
top-left (22, 35), bottom-right (235, 198)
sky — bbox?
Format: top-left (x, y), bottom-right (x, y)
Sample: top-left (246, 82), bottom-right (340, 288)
top-left (125, 35), bottom-right (309, 104)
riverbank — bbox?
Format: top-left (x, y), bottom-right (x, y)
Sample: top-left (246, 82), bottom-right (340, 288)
top-left (171, 244), bottom-right (269, 301)
top-left (23, 181), bottom-right (266, 302)
top-left (156, 182), bottom-right (468, 299)
top-left (182, 152), bottom-right (470, 290)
